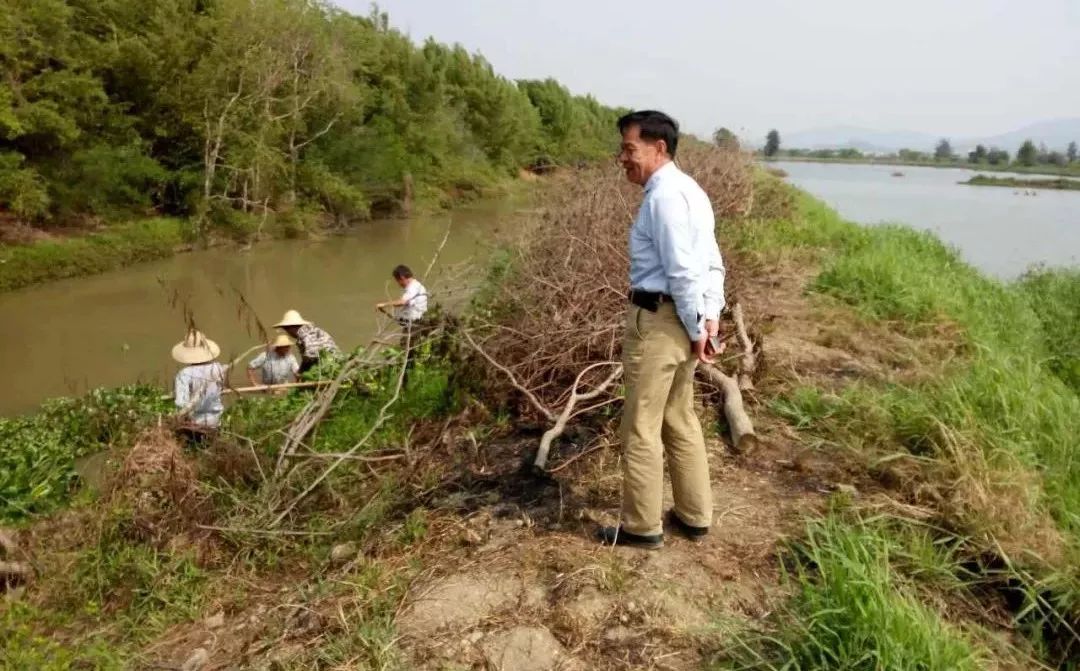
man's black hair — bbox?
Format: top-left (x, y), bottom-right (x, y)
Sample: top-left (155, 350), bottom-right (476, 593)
top-left (392, 264), bottom-right (413, 280)
top-left (617, 110), bottom-right (680, 158)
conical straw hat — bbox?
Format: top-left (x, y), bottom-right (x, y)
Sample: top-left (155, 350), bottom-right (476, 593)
top-left (271, 334), bottom-right (294, 348)
top-left (171, 330), bottom-right (221, 364)
top-left (274, 309), bottom-right (311, 328)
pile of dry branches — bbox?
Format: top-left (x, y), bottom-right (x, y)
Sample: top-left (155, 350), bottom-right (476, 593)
top-left (466, 147), bottom-right (760, 468)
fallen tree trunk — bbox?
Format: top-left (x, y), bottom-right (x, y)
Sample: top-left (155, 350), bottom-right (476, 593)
top-left (697, 363), bottom-right (758, 453)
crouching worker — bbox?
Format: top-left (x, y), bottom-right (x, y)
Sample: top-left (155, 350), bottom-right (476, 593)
top-left (274, 310), bottom-right (339, 374)
top-left (172, 329), bottom-right (227, 446)
top-left (247, 334), bottom-right (299, 388)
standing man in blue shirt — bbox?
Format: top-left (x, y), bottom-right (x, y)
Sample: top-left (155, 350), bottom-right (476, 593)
top-left (597, 110), bottom-right (726, 549)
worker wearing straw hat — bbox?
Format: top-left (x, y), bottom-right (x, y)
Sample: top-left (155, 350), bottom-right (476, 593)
top-left (247, 334), bottom-right (300, 387)
top-left (172, 329), bottom-right (228, 441)
top-left (274, 310), bottom-right (339, 374)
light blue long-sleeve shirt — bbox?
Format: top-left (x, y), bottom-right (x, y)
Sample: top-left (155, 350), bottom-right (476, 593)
top-left (629, 161), bottom-right (726, 341)
top-left (174, 362), bottom-right (227, 428)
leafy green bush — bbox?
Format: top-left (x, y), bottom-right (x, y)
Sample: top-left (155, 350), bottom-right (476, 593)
top-left (53, 144), bottom-right (169, 218)
top-left (0, 386), bottom-right (170, 521)
top-left (0, 151), bottom-right (50, 219)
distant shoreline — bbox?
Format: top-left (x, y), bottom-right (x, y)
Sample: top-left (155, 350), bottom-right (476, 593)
top-left (766, 155), bottom-right (1079, 178)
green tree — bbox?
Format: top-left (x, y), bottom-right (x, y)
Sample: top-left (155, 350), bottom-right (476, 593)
top-left (1067, 141), bottom-right (1077, 163)
top-left (712, 127), bottom-right (739, 151)
top-left (967, 144), bottom-right (987, 163)
top-left (0, 0), bottom-right (623, 232)
top-left (986, 148), bottom-right (1009, 165)
top-left (1017, 139), bottom-right (1038, 166)
top-left (763, 129), bottom-right (780, 157)
top-left (898, 148), bottom-right (929, 162)
top-left (934, 139), bottom-right (953, 161)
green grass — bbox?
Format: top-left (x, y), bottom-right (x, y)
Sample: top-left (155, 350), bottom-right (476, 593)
top-left (750, 192), bottom-right (1080, 538)
top-left (714, 511), bottom-right (995, 671)
top-left (808, 218), bottom-right (1080, 536)
top-left (963, 175), bottom-right (1080, 190)
top-left (736, 182), bottom-right (1080, 666)
top-left (1, 602), bottom-right (125, 671)
top-left (0, 218), bottom-right (184, 292)
top-left (1016, 267), bottom-right (1080, 394)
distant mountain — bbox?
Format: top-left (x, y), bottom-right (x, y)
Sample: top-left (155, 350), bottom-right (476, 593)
top-left (783, 125), bottom-right (938, 153)
top-left (782, 118), bottom-right (1080, 154)
top-left (965, 119), bottom-right (1080, 153)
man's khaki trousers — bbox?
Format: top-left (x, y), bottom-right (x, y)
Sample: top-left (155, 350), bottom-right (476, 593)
top-left (620, 303), bottom-right (712, 536)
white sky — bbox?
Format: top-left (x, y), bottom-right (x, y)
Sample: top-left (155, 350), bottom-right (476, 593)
top-left (334, 0), bottom-right (1079, 140)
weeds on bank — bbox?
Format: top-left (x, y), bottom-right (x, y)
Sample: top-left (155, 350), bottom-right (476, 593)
top-left (711, 509), bottom-right (1028, 670)
top-left (738, 180), bottom-right (1080, 666)
top-left (3, 341), bottom-right (458, 666)
top-left (1016, 266), bottom-right (1080, 394)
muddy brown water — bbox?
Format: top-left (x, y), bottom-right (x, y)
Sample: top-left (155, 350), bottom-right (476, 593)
top-left (2, 200), bottom-right (518, 417)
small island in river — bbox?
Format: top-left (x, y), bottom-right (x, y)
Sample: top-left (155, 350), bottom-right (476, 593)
top-left (961, 174), bottom-right (1080, 191)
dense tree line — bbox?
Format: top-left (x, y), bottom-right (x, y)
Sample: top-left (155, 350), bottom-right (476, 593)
top-left (775, 138), bottom-right (1077, 171)
top-left (0, 0), bottom-right (624, 234)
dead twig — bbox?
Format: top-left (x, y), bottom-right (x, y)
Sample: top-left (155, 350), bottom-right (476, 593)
top-left (534, 362), bottom-right (623, 471)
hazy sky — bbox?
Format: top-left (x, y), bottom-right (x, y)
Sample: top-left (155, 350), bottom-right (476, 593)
top-left (335, 0), bottom-right (1079, 140)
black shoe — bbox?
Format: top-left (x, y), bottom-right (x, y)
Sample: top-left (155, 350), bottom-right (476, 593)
top-left (665, 510), bottom-right (710, 540)
top-left (595, 526), bottom-right (663, 549)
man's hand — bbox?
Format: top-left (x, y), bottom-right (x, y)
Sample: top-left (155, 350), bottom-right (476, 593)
top-left (692, 335), bottom-right (714, 364)
top-left (705, 319), bottom-right (726, 355)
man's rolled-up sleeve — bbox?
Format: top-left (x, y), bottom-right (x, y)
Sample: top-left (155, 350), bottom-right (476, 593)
top-left (650, 193), bottom-right (706, 341)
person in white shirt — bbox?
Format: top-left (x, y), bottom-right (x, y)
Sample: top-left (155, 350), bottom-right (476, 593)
top-left (172, 329), bottom-right (228, 444)
top-left (247, 333), bottom-right (300, 387)
top-left (596, 110), bottom-right (726, 550)
top-left (376, 264), bottom-right (428, 327)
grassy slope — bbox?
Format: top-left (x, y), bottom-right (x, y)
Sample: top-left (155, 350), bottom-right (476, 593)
top-left (716, 190), bottom-right (1080, 668)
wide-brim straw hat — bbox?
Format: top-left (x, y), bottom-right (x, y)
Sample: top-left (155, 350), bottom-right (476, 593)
top-left (171, 330), bottom-right (221, 364)
top-left (271, 334), bottom-right (294, 348)
top-left (274, 309), bottom-right (311, 328)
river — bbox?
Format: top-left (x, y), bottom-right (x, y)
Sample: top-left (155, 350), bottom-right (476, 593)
top-left (775, 161), bottom-right (1080, 277)
top-left (1, 200), bottom-right (515, 416)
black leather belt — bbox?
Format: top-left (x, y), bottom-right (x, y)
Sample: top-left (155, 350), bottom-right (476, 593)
top-left (628, 289), bottom-right (672, 312)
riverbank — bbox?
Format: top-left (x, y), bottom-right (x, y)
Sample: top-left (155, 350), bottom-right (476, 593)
top-left (0, 218), bottom-right (184, 292)
top-left (963, 174), bottom-right (1080, 190)
top-left (3, 162), bottom-right (1079, 669)
top-left (0, 179), bottom-right (527, 294)
top-left (771, 154), bottom-right (1080, 177)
